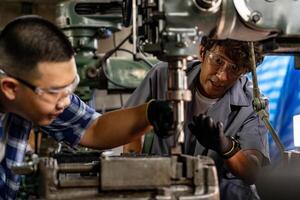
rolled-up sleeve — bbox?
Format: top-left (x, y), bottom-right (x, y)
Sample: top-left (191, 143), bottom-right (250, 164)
top-left (237, 111), bottom-right (270, 165)
top-left (125, 62), bottom-right (169, 108)
top-left (41, 95), bottom-right (100, 147)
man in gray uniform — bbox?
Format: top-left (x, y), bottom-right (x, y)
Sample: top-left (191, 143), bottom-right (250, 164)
top-left (124, 37), bottom-right (270, 200)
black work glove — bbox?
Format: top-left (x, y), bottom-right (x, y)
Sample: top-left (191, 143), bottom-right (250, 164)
top-left (188, 114), bottom-right (240, 159)
top-left (147, 100), bottom-right (174, 138)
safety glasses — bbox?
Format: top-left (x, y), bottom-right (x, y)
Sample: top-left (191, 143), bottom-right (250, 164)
top-left (0, 69), bottom-right (79, 98)
top-left (206, 51), bottom-right (245, 78)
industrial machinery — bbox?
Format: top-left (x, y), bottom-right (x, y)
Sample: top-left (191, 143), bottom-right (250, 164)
top-left (56, 0), bottom-right (300, 149)
top-left (56, 0), bottom-right (156, 102)
top-left (130, 0), bottom-right (300, 51)
top-left (56, 0), bottom-right (137, 102)
top-left (35, 153), bottom-right (218, 199)
top-left (16, 0), bottom-right (300, 199)
top-left (56, 0), bottom-right (125, 102)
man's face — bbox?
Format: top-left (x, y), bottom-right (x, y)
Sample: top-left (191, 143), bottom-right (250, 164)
top-left (199, 46), bottom-right (245, 99)
top-left (15, 58), bottom-right (78, 125)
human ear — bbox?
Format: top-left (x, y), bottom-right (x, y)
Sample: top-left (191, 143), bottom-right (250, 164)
top-left (0, 77), bottom-right (19, 100)
top-left (199, 45), bottom-right (205, 62)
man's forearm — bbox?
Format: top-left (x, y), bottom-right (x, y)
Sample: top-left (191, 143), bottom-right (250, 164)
top-left (80, 103), bottom-right (152, 150)
top-left (225, 149), bottom-right (262, 184)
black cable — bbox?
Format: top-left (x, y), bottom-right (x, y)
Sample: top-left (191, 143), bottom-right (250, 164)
top-left (136, 38), bottom-right (155, 68)
top-left (101, 59), bottom-right (134, 89)
top-left (100, 29), bottom-right (154, 88)
top-left (117, 48), bottom-right (133, 55)
top-left (118, 48), bottom-right (154, 69)
top-left (99, 31), bottom-right (133, 89)
top-left (101, 31), bottom-right (132, 62)
top-left (101, 48), bottom-right (155, 89)
top-left (137, 42), bottom-right (148, 57)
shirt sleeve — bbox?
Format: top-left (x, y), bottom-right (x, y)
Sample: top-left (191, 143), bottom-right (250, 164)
top-left (41, 95), bottom-right (101, 147)
top-left (237, 108), bottom-right (270, 165)
top-left (125, 62), bottom-right (168, 107)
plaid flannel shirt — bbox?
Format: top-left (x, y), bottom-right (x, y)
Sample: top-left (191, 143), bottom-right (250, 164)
top-left (0, 95), bottom-right (100, 199)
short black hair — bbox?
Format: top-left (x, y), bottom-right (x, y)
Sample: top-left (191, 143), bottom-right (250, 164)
top-left (200, 36), bottom-right (264, 72)
top-left (0, 15), bottom-right (74, 78)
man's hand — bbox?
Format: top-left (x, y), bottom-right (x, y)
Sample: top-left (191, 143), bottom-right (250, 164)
top-left (188, 114), bottom-right (240, 158)
top-left (147, 100), bottom-right (174, 138)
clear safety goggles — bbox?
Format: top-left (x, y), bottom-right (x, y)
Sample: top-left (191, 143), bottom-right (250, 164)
top-left (0, 69), bottom-right (80, 98)
top-left (206, 51), bottom-right (245, 78)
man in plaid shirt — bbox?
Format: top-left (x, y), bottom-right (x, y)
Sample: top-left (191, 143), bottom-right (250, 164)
top-left (0, 16), bottom-right (172, 199)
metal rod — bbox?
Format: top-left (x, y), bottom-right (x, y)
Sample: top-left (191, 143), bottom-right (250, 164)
top-left (58, 162), bottom-right (98, 173)
top-left (132, 0), bottom-right (137, 55)
top-left (166, 59), bottom-right (191, 154)
top-left (258, 110), bottom-right (285, 153)
top-left (249, 42), bottom-right (285, 159)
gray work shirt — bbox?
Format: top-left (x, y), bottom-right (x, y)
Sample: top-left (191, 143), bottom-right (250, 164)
top-left (125, 61), bottom-right (270, 200)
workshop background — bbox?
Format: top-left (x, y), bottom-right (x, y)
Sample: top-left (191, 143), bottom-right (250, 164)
top-left (0, 0), bottom-right (298, 159)
top-left (0, 0), bottom-right (134, 111)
